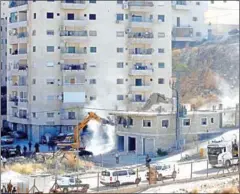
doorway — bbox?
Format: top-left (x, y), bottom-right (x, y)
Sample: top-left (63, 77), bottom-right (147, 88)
top-left (118, 136), bottom-right (124, 151)
top-left (128, 137), bottom-right (136, 152)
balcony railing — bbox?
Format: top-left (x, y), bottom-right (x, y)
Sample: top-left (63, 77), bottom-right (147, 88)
top-left (133, 65), bottom-right (153, 71)
top-left (131, 17), bottom-right (153, 23)
top-left (9, 96), bottom-right (18, 106)
top-left (12, 48), bottom-right (27, 55)
top-left (18, 64), bottom-right (28, 70)
top-left (128, 32), bottom-right (153, 39)
top-left (172, 26), bottom-right (193, 38)
top-left (62, 63), bottom-right (87, 71)
top-left (17, 32), bottom-right (28, 38)
top-left (61, 0), bottom-right (85, 4)
top-left (9, 0), bottom-right (28, 8)
top-left (128, 1), bottom-right (154, 7)
top-left (129, 48), bottom-right (153, 55)
top-left (60, 30), bottom-right (88, 37)
top-left (61, 48), bottom-right (87, 54)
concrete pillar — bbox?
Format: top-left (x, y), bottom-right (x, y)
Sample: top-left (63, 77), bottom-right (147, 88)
top-left (124, 136), bottom-right (128, 152)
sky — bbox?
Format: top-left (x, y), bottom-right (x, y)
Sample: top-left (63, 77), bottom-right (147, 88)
top-left (205, 1), bottom-right (239, 25)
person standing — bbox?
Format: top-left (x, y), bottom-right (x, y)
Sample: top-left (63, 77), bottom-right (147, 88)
top-left (145, 154), bottom-right (151, 168)
top-left (23, 146), bottom-right (27, 157)
top-left (115, 152), bottom-right (120, 164)
top-left (28, 141), bottom-right (32, 152)
top-left (7, 181), bottom-right (13, 193)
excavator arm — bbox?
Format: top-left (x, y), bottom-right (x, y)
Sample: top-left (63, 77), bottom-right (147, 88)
top-left (57, 112), bottom-right (115, 150)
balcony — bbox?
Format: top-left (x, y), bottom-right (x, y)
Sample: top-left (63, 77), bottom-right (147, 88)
top-left (61, 48), bottom-right (87, 59)
top-left (9, 32), bottom-right (28, 44)
top-left (60, 30), bottom-right (88, 43)
top-left (63, 82), bottom-right (85, 93)
top-left (61, 0), bottom-right (88, 10)
top-left (9, 14), bottom-right (27, 29)
top-left (9, 96), bottom-right (19, 106)
top-left (61, 117), bottom-right (78, 125)
top-left (129, 48), bottom-right (153, 60)
top-left (62, 63), bottom-right (87, 71)
top-left (172, 26), bottom-right (194, 41)
top-left (128, 1), bottom-right (154, 12)
top-left (128, 32), bottom-right (153, 44)
top-left (129, 84), bottom-right (152, 92)
top-left (10, 48), bottom-right (27, 59)
top-left (129, 66), bottom-right (153, 76)
top-left (9, 1), bottom-right (28, 12)
top-left (130, 17), bottom-right (153, 28)
top-left (9, 64), bottom-right (28, 76)
top-left (172, 1), bottom-right (190, 10)
top-left (8, 113), bottom-right (28, 124)
top-left (63, 19), bottom-right (88, 28)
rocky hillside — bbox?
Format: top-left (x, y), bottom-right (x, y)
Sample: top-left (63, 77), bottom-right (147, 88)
top-left (172, 35), bottom-right (239, 108)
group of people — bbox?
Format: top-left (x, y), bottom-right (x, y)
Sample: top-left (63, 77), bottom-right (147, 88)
top-left (1, 181), bottom-right (17, 194)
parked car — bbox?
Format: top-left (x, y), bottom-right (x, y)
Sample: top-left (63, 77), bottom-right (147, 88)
top-left (50, 133), bottom-right (67, 144)
top-left (1, 135), bottom-right (14, 144)
top-left (1, 146), bottom-right (17, 158)
top-left (100, 169), bottom-right (141, 187)
top-left (78, 150), bottom-right (93, 158)
top-left (13, 131), bottom-right (28, 139)
top-left (145, 163), bottom-right (179, 181)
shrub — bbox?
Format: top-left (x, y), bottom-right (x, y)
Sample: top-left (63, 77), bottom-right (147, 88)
top-left (157, 148), bottom-right (168, 157)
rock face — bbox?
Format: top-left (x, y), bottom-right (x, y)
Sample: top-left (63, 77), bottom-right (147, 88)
top-left (173, 35), bottom-right (239, 108)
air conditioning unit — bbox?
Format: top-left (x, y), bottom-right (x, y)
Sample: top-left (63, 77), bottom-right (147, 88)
top-left (122, 2), bottom-right (128, 9)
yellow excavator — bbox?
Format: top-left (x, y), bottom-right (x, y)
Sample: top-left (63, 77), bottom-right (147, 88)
top-left (57, 112), bottom-right (115, 151)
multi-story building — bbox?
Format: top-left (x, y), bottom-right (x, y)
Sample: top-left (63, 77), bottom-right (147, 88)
top-left (171, 1), bottom-right (209, 48)
top-left (1, 1), bottom-right (8, 129)
top-left (7, 0), bottom-right (173, 141)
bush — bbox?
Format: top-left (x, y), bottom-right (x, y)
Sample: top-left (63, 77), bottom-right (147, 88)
top-left (157, 148), bottom-right (168, 157)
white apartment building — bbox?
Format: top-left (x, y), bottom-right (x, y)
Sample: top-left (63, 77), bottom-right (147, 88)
top-left (171, 1), bottom-right (209, 48)
top-left (7, 0), bottom-right (173, 141)
top-left (1, 1), bottom-right (8, 129)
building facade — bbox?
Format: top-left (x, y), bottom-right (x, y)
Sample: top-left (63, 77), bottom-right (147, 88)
top-left (171, 1), bottom-right (209, 48)
top-left (1, 1), bottom-right (9, 129)
top-left (111, 110), bottom-right (222, 155)
top-left (7, 0), bottom-right (173, 140)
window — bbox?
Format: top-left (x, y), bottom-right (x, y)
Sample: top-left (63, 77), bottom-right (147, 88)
top-left (89, 0), bottom-right (96, 3)
top-left (117, 62), bottom-right (124, 68)
top-left (183, 118), bottom-right (191, 126)
top-left (143, 120), bottom-right (151, 127)
top-left (47, 46), bottom-right (54, 52)
top-left (47, 12), bottom-right (54, 19)
top-left (196, 32), bottom-right (202, 37)
top-left (47, 113), bottom-right (54, 118)
top-left (196, 2), bottom-right (200, 5)
top-left (211, 118), bottom-right (214, 124)
top-left (32, 112), bottom-right (36, 118)
top-left (33, 96), bottom-right (36, 101)
top-left (67, 13), bottom-right (74, 20)
top-left (158, 32), bottom-right (165, 38)
top-left (117, 95), bottom-right (124, 100)
top-left (128, 170), bottom-right (136, 175)
top-left (211, 0), bottom-right (214, 4)
top-left (89, 30), bottom-right (97, 36)
top-left (158, 15), bottom-right (165, 22)
top-left (90, 47), bottom-right (97, 53)
top-left (193, 17), bottom-right (198, 21)
top-left (158, 78), bottom-right (164, 84)
top-left (33, 13), bottom-right (36, 19)
top-left (162, 120), bottom-right (169, 128)
top-left (89, 14), bottom-right (96, 20)
top-left (47, 79), bottom-right (54, 85)
top-left (33, 46), bottom-right (36, 52)
top-left (47, 30), bottom-right (54, 35)
top-left (201, 118), bottom-right (207, 125)
top-left (116, 14), bottom-right (124, 21)
top-left (68, 112), bottom-right (75, 119)
top-left (158, 48), bottom-right (165, 53)
top-left (116, 31), bottom-right (124, 37)
top-left (32, 79), bottom-right (36, 84)
top-left (117, 79), bottom-right (124, 84)
top-left (158, 62), bottom-right (165, 68)
top-left (90, 96), bottom-right (96, 101)
top-left (32, 30), bottom-right (36, 36)
top-left (89, 79), bottom-right (96, 84)
top-left (117, 47), bottom-right (124, 53)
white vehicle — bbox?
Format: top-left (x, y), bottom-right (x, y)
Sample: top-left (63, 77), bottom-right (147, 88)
top-left (100, 169), bottom-right (141, 187)
top-left (57, 176), bottom-right (82, 186)
top-left (207, 138), bottom-right (239, 168)
top-left (145, 163), bottom-right (179, 181)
